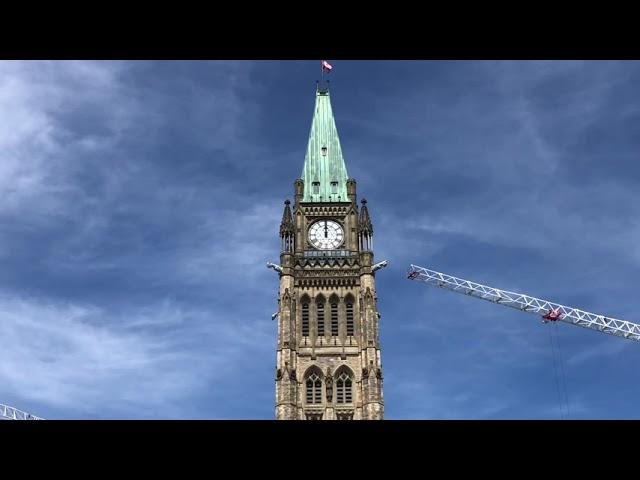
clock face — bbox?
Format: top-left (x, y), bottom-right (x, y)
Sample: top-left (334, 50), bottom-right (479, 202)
top-left (308, 220), bottom-right (344, 250)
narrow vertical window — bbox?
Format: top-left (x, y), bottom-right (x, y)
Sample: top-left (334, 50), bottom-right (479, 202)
top-left (306, 379), bottom-right (313, 404)
top-left (331, 302), bottom-right (338, 337)
top-left (312, 181), bottom-right (320, 194)
top-left (331, 181), bottom-right (338, 194)
top-left (315, 377), bottom-right (322, 402)
top-left (346, 301), bottom-right (354, 336)
top-left (302, 302), bottom-right (309, 337)
top-left (317, 301), bottom-right (325, 337)
top-left (336, 372), bottom-right (352, 404)
top-left (306, 373), bottom-right (322, 404)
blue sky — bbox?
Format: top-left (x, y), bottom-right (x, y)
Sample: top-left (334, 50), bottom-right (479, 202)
top-left (1, 60), bottom-right (640, 419)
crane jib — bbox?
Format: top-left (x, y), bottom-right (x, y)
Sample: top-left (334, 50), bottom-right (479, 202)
top-left (407, 264), bottom-right (640, 343)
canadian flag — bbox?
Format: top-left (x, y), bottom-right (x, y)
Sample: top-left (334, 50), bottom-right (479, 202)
top-left (321, 60), bottom-right (333, 73)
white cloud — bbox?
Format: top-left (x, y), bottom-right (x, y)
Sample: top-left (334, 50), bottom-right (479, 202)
top-left (0, 293), bottom-right (192, 416)
top-left (0, 60), bottom-right (282, 418)
top-left (0, 61), bottom-right (132, 214)
top-left (0, 291), bottom-right (273, 418)
top-left (0, 60), bottom-right (254, 218)
top-left (2, 60), bottom-right (638, 419)
top-left (367, 62), bottom-right (640, 269)
top-left (566, 336), bottom-right (632, 367)
top-left (175, 202), bottom-right (282, 286)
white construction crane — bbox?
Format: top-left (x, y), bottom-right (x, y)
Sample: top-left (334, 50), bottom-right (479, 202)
top-left (407, 264), bottom-right (640, 343)
top-left (0, 403), bottom-right (44, 420)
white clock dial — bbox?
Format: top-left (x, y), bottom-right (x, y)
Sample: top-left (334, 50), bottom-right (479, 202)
top-left (308, 220), bottom-right (344, 250)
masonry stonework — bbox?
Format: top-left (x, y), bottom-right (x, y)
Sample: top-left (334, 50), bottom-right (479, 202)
top-left (274, 85), bottom-right (384, 420)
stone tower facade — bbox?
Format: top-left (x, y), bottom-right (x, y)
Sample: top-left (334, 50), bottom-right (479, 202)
top-left (273, 84), bottom-right (384, 420)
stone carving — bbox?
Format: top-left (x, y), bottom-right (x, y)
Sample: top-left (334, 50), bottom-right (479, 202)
top-left (282, 288), bottom-right (291, 307)
top-left (325, 367), bottom-right (333, 402)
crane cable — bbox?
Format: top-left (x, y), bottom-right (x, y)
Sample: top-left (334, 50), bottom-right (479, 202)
top-left (546, 324), bottom-right (565, 419)
top-left (546, 322), bottom-right (570, 419)
top-left (553, 322), bottom-right (571, 419)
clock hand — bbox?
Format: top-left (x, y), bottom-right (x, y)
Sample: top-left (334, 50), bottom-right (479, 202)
top-left (324, 221), bottom-right (328, 238)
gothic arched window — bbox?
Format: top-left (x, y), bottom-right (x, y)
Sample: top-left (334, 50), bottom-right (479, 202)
top-left (306, 373), bottom-right (322, 405)
top-left (345, 294), bottom-right (355, 337)
top-left (336, 371), bottom-right (352, 404)
top-left (330, 295), bottom-right (339, 337)
top-left (301, 298), bottom-right (310, 337)
top-left (316, 296), bottom-right (325, 337)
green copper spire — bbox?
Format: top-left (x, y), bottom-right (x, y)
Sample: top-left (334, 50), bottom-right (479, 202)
top-left (301, 85), bottom-right (349, 202)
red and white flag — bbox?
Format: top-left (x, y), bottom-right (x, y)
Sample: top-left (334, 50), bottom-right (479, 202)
top-left (321, 60), bottom-right (333, 73)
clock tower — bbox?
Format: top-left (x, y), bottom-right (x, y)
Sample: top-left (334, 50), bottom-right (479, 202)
top-left (272, 83), bottom-right (385, 420)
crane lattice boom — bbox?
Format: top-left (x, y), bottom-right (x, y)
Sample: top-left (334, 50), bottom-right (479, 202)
top-left (407, 264), bottom-right (640, 343)
top-left (0, 403), bottom-right (43, 420)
